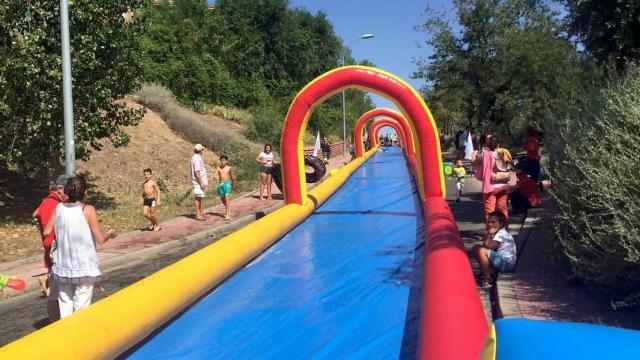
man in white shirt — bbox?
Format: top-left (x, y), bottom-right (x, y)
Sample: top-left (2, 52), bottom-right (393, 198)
top-left (191, 144), bottom-right (208, 220)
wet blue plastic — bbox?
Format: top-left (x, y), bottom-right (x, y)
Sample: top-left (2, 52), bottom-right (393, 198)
top-left (127, 148), bottom-right (424, 359)
top-left (494, 318), bottom-right (640, 359)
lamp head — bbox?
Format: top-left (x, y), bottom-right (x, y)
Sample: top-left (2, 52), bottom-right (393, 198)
top-left (361, 33), bottom-right (375, 39)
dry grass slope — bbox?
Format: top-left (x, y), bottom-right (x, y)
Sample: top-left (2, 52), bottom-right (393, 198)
top-left (0, 96), bottom-right (258, 263)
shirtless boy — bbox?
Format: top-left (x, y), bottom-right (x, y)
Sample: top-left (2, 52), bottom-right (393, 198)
top-left (216, 155), bottom-right (234, 219)
top-left (141, 168), bottom-right (161, 231)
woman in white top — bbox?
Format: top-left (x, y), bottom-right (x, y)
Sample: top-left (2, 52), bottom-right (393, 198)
top-left (43, 176), bottom-right (117, 318)
top-left (256, 144), bottom-right (274, 200)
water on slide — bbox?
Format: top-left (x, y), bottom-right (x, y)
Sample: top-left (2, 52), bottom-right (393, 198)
top-left (127, 147), bottom-right (425, 359)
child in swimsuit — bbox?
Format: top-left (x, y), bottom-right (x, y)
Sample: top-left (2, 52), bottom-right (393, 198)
top-left (141, 168), bottom-right (161, 231)
top-left (216, 155), bottom-right (235, 219)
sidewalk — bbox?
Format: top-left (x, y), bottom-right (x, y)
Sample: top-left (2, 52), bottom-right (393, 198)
top-left (495, 192), bottom-right (640, 329)
top-left (0, 152), bottom-right (352, 299)
top-left (441, 151), bottom-right (527, 325)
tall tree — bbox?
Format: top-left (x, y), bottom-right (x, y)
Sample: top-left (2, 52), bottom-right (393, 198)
top-left (0, 0), bottom-right (146, 172)
top-left (414, 0), bottom-right (585, 143)
top-left (565, 0), bottom-right (640, 69)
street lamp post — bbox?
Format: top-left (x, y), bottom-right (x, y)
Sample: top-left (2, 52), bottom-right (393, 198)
top-left (60, 0), bottom-right (75, 176)
top-left (342, 33), bottom-right (374, 156)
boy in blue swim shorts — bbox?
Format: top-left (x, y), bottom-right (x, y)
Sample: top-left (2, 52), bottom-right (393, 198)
top-left (472, 211), bottom-right (516, 289)
top-left (216, 155), bottom-right (234, 219)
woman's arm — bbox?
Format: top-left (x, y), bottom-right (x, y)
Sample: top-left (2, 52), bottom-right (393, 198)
top-left (83, 205), bottom-right (116, 245)
top-left (256, 154), bottom-right (264, 164)
top-left (470, 150), bottom-right (482, 166)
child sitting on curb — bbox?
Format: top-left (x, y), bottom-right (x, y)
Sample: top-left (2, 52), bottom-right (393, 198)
top-left (472, 211), bottom-right (516, 289)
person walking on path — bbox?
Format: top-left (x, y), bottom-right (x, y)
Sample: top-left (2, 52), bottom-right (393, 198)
top-left (141, 168), bottom-right (161, 231)
top-left (457, 126), bottom-right (470, 160)
top-left (216, 155), bottom-right (234, 219)
top-left (191, 144), bottom-right (208, 220)
top-left (320, 137), bottom-right (331, 165)
top-left (43, 176), bottom-right (117, 318)
top-left (524, 127), bottom-right (541, 182)
top-left (32, 174), bottom-right (68, 322)
top-left (472, 211), bottom-right (516, 289)
top-left (472, 135), bottom-right (510, 228)
top-left (256, 144), bottom-right (274, 200)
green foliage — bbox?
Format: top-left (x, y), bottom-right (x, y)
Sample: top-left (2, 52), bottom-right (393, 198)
top-left (204, 104), bottom-right (253, 124)
top-left (546, 63), bottom-right (640, 309)
top-left (414, 0), bottom-right (586, 143)
top-left (0, 0), bottom-right (147, 172)
top-left (141, 0), bottom-right (373, 146)
top-left (136, 84), bottom-right (261, 191)
top-left (565, 0), bottom-right (640, 70)
top-left (244, 102), bottom-right (287, 148)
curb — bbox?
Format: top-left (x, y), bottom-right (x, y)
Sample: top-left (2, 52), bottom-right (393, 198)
top-left (2, 201), bottom-right (284, 300)
top-left (491, 207), bottom-right (543, 320)
top-left (1, 156), bottom-right (348, 300)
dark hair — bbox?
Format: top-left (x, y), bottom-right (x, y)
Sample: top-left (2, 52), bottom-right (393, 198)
top-left (264, 144), bottom-right (272, 151)
top-left (486, 135), bottom-right (499, 150)
top-left (527, 127), bottom-right (537, 137)
top-left (220, 155), bottom-right (228, 161)
top-left (488, 211), bottom-right (506, 228)
top-left (65, 175), bottom-right (87, 203)
top-left (143, 168), bottom-right (152, 174)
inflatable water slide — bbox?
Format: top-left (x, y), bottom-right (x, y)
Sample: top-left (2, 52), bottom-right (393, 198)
top-left (1, 66), bottom-right (639, 359)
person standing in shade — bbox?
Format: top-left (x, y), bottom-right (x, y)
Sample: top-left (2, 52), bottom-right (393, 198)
top-left (33, 174), bottom-right (68, 322)
top-left (256, 144), bottom-right (274, 200)
top-left (524, 127), bottom-right (541, 182)
top-left (471, 135), bottom-right (510, 228)
top-left (191, 144), bottom-right (208, 220)
top-left (320, 137), bottom-right (331, 165)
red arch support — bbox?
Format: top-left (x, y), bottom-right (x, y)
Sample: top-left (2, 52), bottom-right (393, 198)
top-left (280, 66), bottom-right (487, 360)
top-left (354, 108), bottom-right (416, 158)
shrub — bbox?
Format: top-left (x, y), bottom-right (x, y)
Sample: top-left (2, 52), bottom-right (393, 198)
top-left (204, 104), bottom-right (253, 124)
top-left (546, 64), bottom-right (640, 309)
top-left (136, 84), bottom-right (262, 191)
top-left (244, 103), bottom-right (286, 149)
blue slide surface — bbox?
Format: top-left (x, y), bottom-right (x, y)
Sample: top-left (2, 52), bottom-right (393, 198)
top-left (127, 148), bottom-right (424, 359)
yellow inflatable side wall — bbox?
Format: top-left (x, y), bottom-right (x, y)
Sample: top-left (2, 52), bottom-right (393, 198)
top-left (0, 148), bottom-right (378, 360)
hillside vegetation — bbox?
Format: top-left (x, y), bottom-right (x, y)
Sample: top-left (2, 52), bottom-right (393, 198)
top-left (0, 97), bottom-right (254, 262)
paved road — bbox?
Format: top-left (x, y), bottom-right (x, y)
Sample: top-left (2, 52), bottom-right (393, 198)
top-left (0, 233), bottom-right (217, 346)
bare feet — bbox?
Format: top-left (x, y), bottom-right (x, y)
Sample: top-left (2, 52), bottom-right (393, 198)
top-left (148, 225), bottom-right (154, 231)
top-left (224, 215), bottom-right (230, 220)
top-left (38, 276), bottom-right (48, 297)
top-left (259, 197), bottom-right (265, 200)
top-left (195, 216), bottom-right (206, 221)
top-left (153, 225), bottom-right (161, 232)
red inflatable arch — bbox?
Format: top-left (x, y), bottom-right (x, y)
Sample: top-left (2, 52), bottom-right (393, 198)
top-left (280, 66), bottom-right (488, 360)
top-left (369, 119), bottom-right (406, 148)
top-left (354, 108), bottom-right (416, 158)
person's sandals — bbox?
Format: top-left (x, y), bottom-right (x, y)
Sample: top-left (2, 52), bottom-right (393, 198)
top-left (476, 278), bottom-right (493, 289)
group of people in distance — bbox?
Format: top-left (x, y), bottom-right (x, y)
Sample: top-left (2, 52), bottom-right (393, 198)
top-left (450, 127), bottom-right (542, 289)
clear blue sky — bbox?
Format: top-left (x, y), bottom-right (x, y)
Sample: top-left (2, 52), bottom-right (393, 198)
top-left (289, 0), bottom-right (455, 110)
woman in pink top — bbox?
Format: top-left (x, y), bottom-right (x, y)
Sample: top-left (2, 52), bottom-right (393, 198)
top-left (471, 135), bottom-right (510, 228)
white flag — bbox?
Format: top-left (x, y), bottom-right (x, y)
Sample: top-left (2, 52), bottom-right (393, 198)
top-left (312, 131), bottom-right (321, 157)
top-left (464, 131), bottom-right (474, 160)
